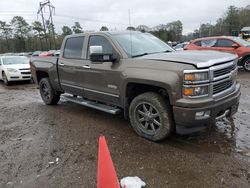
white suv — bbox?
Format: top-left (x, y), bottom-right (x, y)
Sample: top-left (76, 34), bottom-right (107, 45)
top-left (0, 56), bottom-right (31, 85)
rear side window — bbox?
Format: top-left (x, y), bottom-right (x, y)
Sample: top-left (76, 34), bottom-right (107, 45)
top-left (216, 39), bottom-right (234, 47)
top-left (201, 39), bottom-right (217, 47)
top-left (88, 35), bottom-right (113, 58)
top-left (64, 37), bottom-right (84, 59)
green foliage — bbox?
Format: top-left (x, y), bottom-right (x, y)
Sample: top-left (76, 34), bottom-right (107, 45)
top-left (62, 26), bottom-right (73, 37)
top-left (72, 22), bottom-right (83, 33)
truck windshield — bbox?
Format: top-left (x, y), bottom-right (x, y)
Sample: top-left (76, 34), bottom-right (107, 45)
top-left (2, 56), bottom-right (29, 65)
top-left (113, 32), bottom-right (174, 57)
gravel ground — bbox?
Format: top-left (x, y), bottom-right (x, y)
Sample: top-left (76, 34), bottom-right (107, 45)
top-left (0, 71), bottom-right (249, 188)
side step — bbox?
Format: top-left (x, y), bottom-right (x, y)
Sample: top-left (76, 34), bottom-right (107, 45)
top-left (61, 94), bottom-right (121, 115)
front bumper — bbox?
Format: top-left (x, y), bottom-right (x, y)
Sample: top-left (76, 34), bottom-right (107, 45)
top-left (173, 83), bottom-right (241, 127)
top-left (6, 72), bottom-right (31, 81)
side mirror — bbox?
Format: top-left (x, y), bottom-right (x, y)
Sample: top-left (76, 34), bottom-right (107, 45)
top-left (89, 45), bottom-right (117, 63)
top-left (232, 44), bottom-right (239, 48)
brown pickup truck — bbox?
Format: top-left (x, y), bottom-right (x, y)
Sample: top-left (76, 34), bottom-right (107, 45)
top-left (30, 31), bottom-right (240, 141)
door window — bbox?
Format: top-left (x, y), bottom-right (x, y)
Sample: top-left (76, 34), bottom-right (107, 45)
top-left (216, 39), bottom-right (234, 48)
top-left (88, 35), bottom-right (113, 58)
top-left (63, 36), bottom-right (85, 59)
top-left (201, 39), bottom-right (217, 47)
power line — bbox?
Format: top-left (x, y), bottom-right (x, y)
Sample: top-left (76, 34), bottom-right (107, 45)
top-left (0, 11), bottom-right (128, 26)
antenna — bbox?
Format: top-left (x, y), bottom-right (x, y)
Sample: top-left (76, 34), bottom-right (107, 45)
top-left (128, 9), bottom-right (133, 57)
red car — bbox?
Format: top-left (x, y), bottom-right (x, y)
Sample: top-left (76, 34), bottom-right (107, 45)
top-left (185, 36), bottom-right (250, 71)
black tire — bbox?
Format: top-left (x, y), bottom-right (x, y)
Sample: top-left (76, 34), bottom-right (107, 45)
top-left (242, 57), bottom-right (250, 72)
top-left (129, 92), bottom-right (175, 141)
top-left (39, 77), bottom-right (60, 105)
top-left (2, 72), bottom-right (10, 86)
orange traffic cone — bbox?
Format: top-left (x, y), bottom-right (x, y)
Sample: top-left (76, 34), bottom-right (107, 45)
top-left (97, 136), bottom-right (120, 188)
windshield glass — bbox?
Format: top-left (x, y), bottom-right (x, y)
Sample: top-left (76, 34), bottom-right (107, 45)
top-left (233, 37), bottom-right (250, 47)
top-left (113, 32), bottom-right (174, 57)
top-left (2, 56), bottom-right (29, 65)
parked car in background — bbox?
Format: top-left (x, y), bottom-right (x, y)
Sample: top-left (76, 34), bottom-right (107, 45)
top-left (185, 36), bottom-right (250, 71)
top-left (53, 50), bottom-right (60, 57)
top-left (174, 42), bottom-right (189, 51)
top-left (39, 50), bottom-right (56, 57)
top-left (0, 56), bottom-right (31, 85)
top-left (32, 51), bottom-right (42, 56)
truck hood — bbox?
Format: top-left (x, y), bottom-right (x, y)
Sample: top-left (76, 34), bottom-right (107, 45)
top-left (138, 50), bottom-right (238, 68)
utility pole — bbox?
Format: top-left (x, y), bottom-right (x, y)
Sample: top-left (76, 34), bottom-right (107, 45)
top-left (37, 0), bottom-right (56, 50)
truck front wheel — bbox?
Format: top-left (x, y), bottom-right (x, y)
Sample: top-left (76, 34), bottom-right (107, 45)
top-left (129, 92), bottom-right (175, 141)
top-left (39, 78), bottom-right (60, 105)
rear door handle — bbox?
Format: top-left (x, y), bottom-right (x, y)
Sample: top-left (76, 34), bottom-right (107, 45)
top-left (83, 65), bottom-right (91, 69)
top-left (59, 62), bottom-right (65, 66)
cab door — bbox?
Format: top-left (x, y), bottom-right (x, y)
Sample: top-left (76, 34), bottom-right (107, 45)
top-left (81, 35), bottom-right (121, 106)
top-left (58, 36), bottom-right (86, 96)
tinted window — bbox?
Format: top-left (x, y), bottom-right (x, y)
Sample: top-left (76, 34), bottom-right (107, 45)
top-left (216, 39), bottom-right (234, 47)
top-left (194, 40), bottom-right (201, 46)
top-left (201, 39), bottom-right (217, 47)
top-left (64, 37), bottom-right (84, 59)
top-left (88, 36), bottom-right (113, 57)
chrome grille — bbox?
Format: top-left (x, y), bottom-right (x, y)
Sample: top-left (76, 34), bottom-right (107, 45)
top-left (213, 80), bottom-right (233, 95)
top-left (213, 64), bottom-right (236, 78)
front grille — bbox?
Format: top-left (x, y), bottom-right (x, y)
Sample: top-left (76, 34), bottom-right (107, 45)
top-left (213, 80), bottom-right (233, 95)
top-left (21, 72), bottom-right (31, 75)
top-left (213, 64), bottom-right (236, 78)
top-left (22, 76), bottom-right (30, 79)
top-left (19, 68), bottom-right (30, 71)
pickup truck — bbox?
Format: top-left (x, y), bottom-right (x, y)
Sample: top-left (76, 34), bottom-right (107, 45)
top-left (30, 31), bottom-right (240, 141)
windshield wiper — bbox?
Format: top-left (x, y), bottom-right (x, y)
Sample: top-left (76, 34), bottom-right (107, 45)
top-left (132, 53), bottom-right (149, 58)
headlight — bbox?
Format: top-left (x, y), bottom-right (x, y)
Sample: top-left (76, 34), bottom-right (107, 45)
top-left (7, 68), bottom-right (18, 73)
top-left (184, 71), bottom-right (209, 83)
top-left (183, 85), bottom-right (209, 97)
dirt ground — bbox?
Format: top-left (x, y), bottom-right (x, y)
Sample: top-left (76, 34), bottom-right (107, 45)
top-left (0, 71), bottom-right (250, 188)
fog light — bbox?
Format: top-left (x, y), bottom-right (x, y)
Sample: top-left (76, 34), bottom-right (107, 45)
top-left (195, 110), bottom-right (210, 120)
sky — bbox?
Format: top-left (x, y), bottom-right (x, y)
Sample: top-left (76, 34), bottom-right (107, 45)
top-left (0, 0), bottom-right (249, 34)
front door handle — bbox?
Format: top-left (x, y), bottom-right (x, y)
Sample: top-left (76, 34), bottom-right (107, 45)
top-left (59, 62), bottom-right (65, 66)
top-left (83, 65), bottom-right (91, 69)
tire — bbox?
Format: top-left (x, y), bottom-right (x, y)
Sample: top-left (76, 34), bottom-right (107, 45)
top-left (39, 77), bottom-right (60, 105)
top-left (129, 92), bottom-right (175, 141)
top-left (242, 57), bottom-right (250, 72)
top-left (2, 72), bottom-right (10, 86)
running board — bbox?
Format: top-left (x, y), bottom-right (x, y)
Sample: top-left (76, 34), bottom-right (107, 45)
top-left (61, 94), bottom-right (121, 115)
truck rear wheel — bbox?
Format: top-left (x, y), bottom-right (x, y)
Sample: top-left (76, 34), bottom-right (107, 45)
top-left (39, 78), bottom-right (60, 105)
top-left (129, 92), bottom-right (174, 141)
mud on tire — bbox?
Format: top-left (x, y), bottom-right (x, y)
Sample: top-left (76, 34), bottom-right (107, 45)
top-left (129, 92), bottom-right (175, 141)
top-left (39, 77), bottom-right (60, 105)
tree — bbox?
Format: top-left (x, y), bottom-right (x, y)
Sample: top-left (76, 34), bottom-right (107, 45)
top-left (0, 21), bottom-right (12, 51)
top-left (100, 26), bottom-right (109, 31)
top-left (62, 26), bottom-right (73, 37)
top-left (72, 22), bottom-right (83, 33)
top-left (11, 16), bottom-right (30, 51)
top-left (224, 6), bottom-right (240, 35)
top-left (136, 25), bottom-right (149, 32)
top-left (32, 21), bottom-right (45, 50)
top-left (166, 20), bottom-right (183, 41)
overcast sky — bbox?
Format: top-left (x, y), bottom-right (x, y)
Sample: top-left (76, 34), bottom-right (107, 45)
top-left (0, 0), bottom-right (249, 34)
